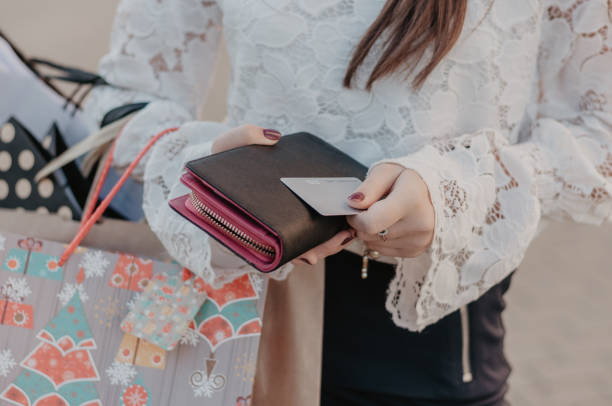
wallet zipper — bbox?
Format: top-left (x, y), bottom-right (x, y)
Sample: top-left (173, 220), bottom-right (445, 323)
top-left (189, 192), bottom-right (276, 257)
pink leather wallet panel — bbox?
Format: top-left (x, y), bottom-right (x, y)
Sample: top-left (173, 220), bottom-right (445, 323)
top-left (169, 171), bottom-right (283, 272)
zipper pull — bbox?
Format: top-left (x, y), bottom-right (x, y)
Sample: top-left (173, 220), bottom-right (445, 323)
top-left (361, 249), bottom-right (380, 279)
top-left (460, 305), bottom-right (473, 383)
top-left (361, 255), bottom-right (369, 279)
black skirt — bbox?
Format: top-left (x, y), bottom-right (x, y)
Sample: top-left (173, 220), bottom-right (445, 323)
top-left (321, 250), bottom-right (513, 406)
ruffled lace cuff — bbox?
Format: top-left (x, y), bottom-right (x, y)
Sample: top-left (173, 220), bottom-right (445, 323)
top-left (370, 117), bottom-right (612, 331)
top-left (369, 130), bottom-right (539, 331)
top-left (370, 145), bottom-right (484, 331)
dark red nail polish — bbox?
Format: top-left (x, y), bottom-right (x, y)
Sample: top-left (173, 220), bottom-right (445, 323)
top-left (300, 258), bottom-right (311, 265)
top-left (263, 129), bottom-right (281, 140)
top-left (341, 236), bottom-right (355, 245)
top-left (348, 192), bottom-right (364, 201)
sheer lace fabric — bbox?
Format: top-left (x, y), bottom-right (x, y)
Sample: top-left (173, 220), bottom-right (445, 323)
top-left (84, 0), bottom-right (612, 330)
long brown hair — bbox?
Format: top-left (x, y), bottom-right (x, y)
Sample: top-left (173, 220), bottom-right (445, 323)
top-left (344, 0), bottom-right (468, 90)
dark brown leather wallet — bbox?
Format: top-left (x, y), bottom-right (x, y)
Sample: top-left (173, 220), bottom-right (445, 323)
top-left (169, 132), bottom-right (367, 272)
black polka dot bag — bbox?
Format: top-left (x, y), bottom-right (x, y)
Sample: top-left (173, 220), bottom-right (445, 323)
top-left (0, 118), bottom-right (87, 219)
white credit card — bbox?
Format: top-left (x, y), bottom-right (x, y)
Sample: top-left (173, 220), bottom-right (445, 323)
top-left (280, 177), bottom-right (364, 216)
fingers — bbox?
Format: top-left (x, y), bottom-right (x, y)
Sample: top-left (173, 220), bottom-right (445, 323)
top-left (354, 219), bottom-right (405, 242)
top-left (291, 229), bottom-right (355, 266)
top-left (211, 124), bottom-right (281, 154)
top-left (346, 191), bottom-right (406, 236)
top-left (346, 163), bottom-right (404, 210)
top-left (347, 169), bottom-right (430, 236)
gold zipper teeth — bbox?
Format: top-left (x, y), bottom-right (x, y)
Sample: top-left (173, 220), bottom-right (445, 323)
top-left (189, 192), bottom-right (275, 257)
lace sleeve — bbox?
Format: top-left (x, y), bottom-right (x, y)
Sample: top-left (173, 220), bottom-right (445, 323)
top-left (373, 0), bottom-right (612, 331)
top-left (83, 0), bottom-right (224, 176)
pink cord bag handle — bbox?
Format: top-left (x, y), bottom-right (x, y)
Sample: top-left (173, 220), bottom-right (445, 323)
top-left (58, 126), bottom-right (179, 266)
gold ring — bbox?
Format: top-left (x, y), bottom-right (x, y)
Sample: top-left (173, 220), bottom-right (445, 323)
top-left (378, 229), bottom-right (389, 241)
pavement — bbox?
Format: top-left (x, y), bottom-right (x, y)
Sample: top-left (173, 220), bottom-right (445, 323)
top-left (505, 221), bottom-right (612, 405)
top-left (2, 2), bottom-right (612, 404)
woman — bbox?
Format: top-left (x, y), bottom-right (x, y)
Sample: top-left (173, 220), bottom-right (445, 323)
top-left (84, 0), bottom-right (612, 404)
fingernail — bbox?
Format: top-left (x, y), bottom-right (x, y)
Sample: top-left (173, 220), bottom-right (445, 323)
top-left (300, 258), bottom-right (312, 265)
top-left (348, 192), bottom-right (364, 201)
top-left (341, 235), bottom-right (355, 245)
top-left (263, 129), bottom-right (281, 140)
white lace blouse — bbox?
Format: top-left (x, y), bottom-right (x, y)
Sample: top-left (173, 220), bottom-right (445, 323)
top-left (84, 0), bottom-right (612, 331)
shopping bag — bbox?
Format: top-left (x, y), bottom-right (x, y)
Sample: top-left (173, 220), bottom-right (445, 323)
top-left (0, 207), bottom-right (324, 406)
top-left (0, 211), bottom-right (270, 405)
top-left (0, 31), bottom-right (145, 221)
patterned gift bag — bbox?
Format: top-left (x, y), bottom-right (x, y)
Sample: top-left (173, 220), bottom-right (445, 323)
top-left (0, 231), bottom-right (267, 405)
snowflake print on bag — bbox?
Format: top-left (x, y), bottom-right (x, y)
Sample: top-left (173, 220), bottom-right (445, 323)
top-left (57, 283), bottom-right (89, 306)
top-left (80, 250), bottom-right (111, 279)
top-left (179, 325), bottom-right (200, 347)
top-left (0, 348), bottom-right (16, 377)
top-left (0, 277), bottom-right (34, 329)
top-left (1, 277), bottom-right (31, 302)
top-left (106, 361), bottom-right (137, 386)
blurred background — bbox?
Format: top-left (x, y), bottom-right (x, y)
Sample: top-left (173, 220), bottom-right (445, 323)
top-left (2, 2), bottom-right (612, 404)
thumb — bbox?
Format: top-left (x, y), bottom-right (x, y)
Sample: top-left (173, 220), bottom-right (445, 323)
top-left (212, 124), bottom-right (281, 154)
top-left (347, 163), bottom-right (404, 209)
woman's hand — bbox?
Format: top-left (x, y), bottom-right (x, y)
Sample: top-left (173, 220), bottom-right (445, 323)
top-left (293, 163), bottom-right (434, 265)
top-left (346, 163), bottom-right (434, 258)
